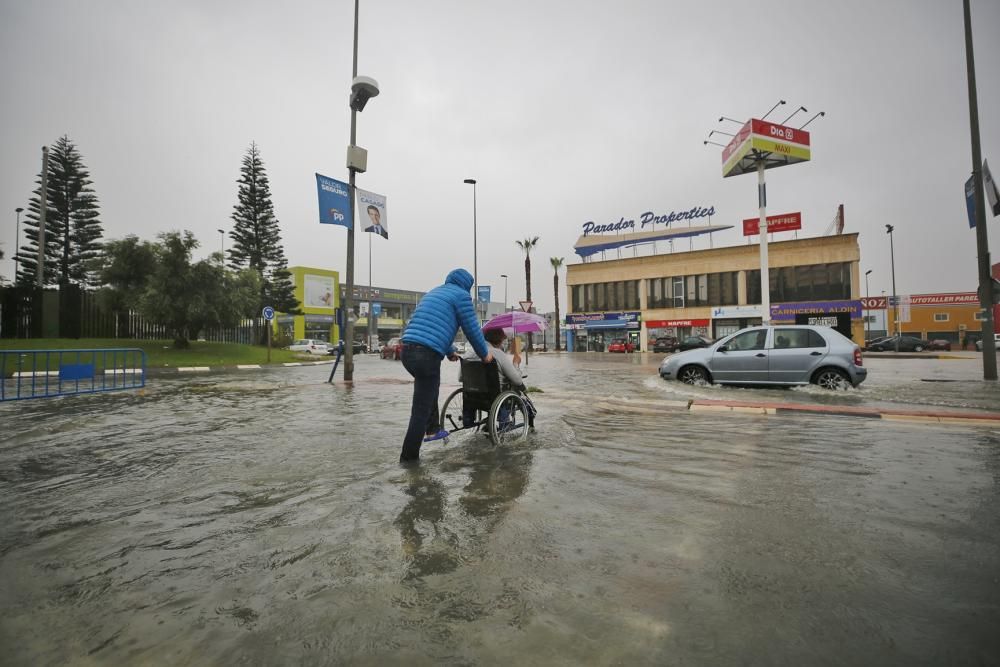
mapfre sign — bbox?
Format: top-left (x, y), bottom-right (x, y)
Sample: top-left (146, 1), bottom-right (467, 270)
top-left (742, 212), bottom-right (802, 236)
top-left (862, 292), bottom-right (979, 309)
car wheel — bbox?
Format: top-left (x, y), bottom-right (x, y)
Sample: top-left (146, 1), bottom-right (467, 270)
top-left (678, 365), bottom-right (709, 385)
top-left (813, 368), bottom-right (849, 390)
top-left (914, 345), bottom-right (924, 352)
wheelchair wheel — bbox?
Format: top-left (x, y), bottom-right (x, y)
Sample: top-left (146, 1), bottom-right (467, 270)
top-left (487, 391), bottom-right (530, 445)
top-left (441, 388), bottom-right (483, 435)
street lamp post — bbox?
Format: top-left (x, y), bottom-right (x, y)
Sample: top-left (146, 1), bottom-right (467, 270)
top-left (14, 207), bottom-right (23, 281)
top-left (463, 179), bottom-right (478, 321)
top-left (864, 269), bottom-right (872, 342)
top-left (885, 225), bottom-right (899, 353)
top-left (217, 228), bottom-right (225, 264)
top-left (500, 273), bottom-right (508, 312)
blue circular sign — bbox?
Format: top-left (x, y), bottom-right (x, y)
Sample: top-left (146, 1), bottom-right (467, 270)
top-left (262, 306), bottom-right (275, 321)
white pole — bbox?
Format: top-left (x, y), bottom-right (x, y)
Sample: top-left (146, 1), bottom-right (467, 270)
top-left (757, 162), bottom-right (770, 325)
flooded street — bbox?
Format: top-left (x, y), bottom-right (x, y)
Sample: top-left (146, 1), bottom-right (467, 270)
top-left (2, 353), bottom-right (999, 665)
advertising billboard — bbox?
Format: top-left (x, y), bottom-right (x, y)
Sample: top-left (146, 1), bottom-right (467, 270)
top-left (723, 119), bottom-right (811, 178)
top-left (304, 274), bottom-right (336, 309)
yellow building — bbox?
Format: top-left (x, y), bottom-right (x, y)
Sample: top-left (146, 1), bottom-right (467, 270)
top-left (565, 234), bottom-right (864, 352)
top-left (280, 266), bottom-right (340, 342)
top-left (868, 292), bottom-right (984, 346)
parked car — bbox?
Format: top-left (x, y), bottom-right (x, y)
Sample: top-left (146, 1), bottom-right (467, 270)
top-left (289, 339), bottom-right (329, 355)
top-left (659, 325), bottom-right (867, 389)
top-left (678, 335), bottom-right (714, 351)
top-left (325, 340), bottom-right (366, 355)
top-left (863, 336), bottom-right (892, 351)
top-left (926, 339), bottom-right (952, 351)
top-left (653, 336), bottom-right (679, 353)
top-left (866, 335), bottom-right (929, 352)
top-left (975, 334), bottom-right (1000, 351)
top-left (607, 338), bottom-right (636, 353)
top-left (381, 337), bottom-right (403, 360)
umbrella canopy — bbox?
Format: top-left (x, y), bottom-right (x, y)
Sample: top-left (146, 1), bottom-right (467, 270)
top-left (482, 311), bottom-right (548, 334)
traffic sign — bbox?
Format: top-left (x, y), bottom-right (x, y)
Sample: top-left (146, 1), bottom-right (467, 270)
top-left (519, 300), bottom-right (533, 312)
top-left (262, 306), bottom-right (275, 321)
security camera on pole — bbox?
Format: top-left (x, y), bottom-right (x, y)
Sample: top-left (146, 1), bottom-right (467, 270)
top-left (341, 0), bottom-right (380, 383)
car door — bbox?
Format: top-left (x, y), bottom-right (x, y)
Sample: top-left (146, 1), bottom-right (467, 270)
top-left (768, 328), bottom-right (828, 383)
top-left (709, 329), bottom-right (770, 383)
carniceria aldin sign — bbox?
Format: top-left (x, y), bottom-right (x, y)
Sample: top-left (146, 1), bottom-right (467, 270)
top-left (581, 205), bottom-right (716, 235)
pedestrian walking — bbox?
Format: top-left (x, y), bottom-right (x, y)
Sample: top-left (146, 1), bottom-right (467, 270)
top-left (399, 268), bottom-right (493, 463)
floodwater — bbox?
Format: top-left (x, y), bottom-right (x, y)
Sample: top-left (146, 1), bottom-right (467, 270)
top-left (1, 353), bottom-right (999, 665)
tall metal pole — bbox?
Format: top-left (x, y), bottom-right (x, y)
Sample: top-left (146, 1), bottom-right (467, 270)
top-left (368, 229), bottom-right (374, 351)
top-left (501, 273), bottom-right (508, 312)
top-left (217, 228), bottom-right (225, 264)
top-left (887, 225), bottom-right (899, 352)
top-left (14, 207), bottom-right (23, 281)
top-left (964, 0), bottom-right (997, 379)
top-left (36, 146), bottom-right (49, 288)
top-left (343, 0), bottom-right (360, 382)
top-left (864, 269), bottom-right (872, 342)
top-left (757, 162), bottom-right (770, 324)
top-left (464, 178), bottom-right (478, 320)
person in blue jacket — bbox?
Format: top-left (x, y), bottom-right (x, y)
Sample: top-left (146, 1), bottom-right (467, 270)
top-left (399, 268), bottom-right (493, 462)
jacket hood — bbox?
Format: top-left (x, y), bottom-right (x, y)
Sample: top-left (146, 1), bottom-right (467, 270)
top-left (444, 268), bottom-right (474, 292)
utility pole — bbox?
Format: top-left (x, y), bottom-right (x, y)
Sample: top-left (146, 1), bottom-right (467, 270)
top-left (964, 0), bottom-right (996, 379)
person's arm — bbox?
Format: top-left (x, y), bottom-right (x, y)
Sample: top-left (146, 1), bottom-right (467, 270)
top-left (455, 295), bottom-right (490, 360)
top-left (494, 349), bottom-right (525, 389)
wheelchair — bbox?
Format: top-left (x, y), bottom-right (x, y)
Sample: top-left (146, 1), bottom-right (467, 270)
top-left (439, 358), bottom-right (536, 446)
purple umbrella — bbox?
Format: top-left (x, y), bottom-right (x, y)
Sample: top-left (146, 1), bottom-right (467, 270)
top-left (481, 311), bottom-right (548, 334)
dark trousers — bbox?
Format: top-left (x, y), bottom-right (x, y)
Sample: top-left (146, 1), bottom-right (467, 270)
top-left (400, 343), bottom-right (443, 462)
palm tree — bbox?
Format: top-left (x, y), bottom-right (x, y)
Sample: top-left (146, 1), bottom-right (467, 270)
top-left (516, 236), bottom-right (540, 349)
top-left (550, 257), bottom-right (564, 351)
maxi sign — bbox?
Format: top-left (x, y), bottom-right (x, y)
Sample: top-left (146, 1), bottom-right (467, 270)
top-left (722, 119), bottom-right (811, 178)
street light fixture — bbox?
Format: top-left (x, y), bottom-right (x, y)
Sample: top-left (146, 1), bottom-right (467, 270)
top-left (885, 224), bottom-right (899, 353)
top-left (14, 207), bottom-right (24, 281)
top-left (463, 178), bottom-right (479, 321)
top-left (500, 273), bottom-right (508, 312)
top-left (864, 269), bottom-right (872, 342)
top-left (217, 229), bottom-right (225, 264)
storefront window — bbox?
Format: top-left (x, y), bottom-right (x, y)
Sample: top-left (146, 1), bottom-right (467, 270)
top-left (672, 277), bottom-right (685, 308)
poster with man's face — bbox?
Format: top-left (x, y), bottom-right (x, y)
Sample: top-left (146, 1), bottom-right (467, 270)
top-left (304, 274), bottom-right (335, 309)
top-left (357, 188), bottom-right (388, 239)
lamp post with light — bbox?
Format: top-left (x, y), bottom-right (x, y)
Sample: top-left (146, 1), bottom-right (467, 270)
top-left (463, 178), bottom-right (479, 321)
top-left (885, 225), bottom-right (899, 353)
top-left (500, 273), bottom-right (508, 312)
top-left (217, 229), bottom-right (225, 264)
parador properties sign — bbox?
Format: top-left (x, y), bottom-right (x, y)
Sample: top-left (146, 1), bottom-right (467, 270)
top-left (582, 205), bottom-right (716, 235)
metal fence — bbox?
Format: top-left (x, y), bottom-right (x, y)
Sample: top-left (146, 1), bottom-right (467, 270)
top-left (1, 348), bottom-right (146, 401)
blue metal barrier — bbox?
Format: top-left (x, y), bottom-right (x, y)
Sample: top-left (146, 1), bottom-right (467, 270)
top-left (1, 348), bottom-right (146, 401)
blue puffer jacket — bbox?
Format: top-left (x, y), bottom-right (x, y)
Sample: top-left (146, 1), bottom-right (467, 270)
top-left (402, 268), bottom-right (490, 359)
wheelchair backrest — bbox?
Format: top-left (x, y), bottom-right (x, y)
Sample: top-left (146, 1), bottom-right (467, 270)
top-left (461, 358), bottom-right (502, 403)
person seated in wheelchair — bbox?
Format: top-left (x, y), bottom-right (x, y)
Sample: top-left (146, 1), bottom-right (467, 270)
top-left (460, 327), bottom-right (528, 431)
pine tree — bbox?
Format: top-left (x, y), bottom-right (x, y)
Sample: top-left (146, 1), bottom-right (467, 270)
top-left (228, 143), bottom-right (299, 316)
top-left (17, 136), bottom-right (103, 287)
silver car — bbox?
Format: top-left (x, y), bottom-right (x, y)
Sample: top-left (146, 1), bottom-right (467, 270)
top-left (659, 325), bottom-right (867, 389)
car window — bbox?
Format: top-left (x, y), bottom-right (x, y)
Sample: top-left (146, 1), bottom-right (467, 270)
top-left (727, 330), bottom-right (767, 351)
top-left (773, 328), bottom-right (827, 349)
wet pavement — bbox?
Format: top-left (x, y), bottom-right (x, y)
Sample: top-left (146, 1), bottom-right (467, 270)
top-left (1, 353), bottom-right (999, 665)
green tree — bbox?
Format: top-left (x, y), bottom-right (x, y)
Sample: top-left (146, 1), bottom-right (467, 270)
top-left (18, 136), bottom-right (103, 287)
top-left (550, 256), bottom-right (564, 351)
top-left (227, 143), bottom-right (299, 320)
top-left (139, 231), bottom-right (260, 348)
top-left (93, 235), bottom-right (158, 337)
top-left (516, 236), bottom-right (540, 349)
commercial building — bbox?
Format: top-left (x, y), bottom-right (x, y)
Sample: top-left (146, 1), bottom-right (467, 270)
top-left (865, 292), bottom-right (985, 346)
top-left (564, 233), bottom-right (864, 352)
top-left (279, 266), bottom-right (341, 342)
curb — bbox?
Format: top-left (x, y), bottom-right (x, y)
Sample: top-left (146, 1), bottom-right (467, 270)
top-left (688, 398), bottom-right (1000, 426)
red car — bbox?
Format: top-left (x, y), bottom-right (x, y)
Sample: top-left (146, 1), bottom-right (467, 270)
top-left (607, 338), bottom-right (636, 353)
top-left (927, 339), bottom-right (952, 351)
top-left (381, 337), bottom-right (403, 360)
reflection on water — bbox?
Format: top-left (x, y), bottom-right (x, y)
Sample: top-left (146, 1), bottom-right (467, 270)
top-left (1, 355), bottom-right (998, 665)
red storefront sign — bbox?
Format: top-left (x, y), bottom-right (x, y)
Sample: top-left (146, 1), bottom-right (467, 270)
top-left (862, 293), bottom-right (978, 309)
top-left (742, 212), bottom-right (802, 236)
top-left (645, 319), bottom-right (709, 328)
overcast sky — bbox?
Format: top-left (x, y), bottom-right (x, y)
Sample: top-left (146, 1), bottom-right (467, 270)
top-left (2, 0), bottom-right (999, 314)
